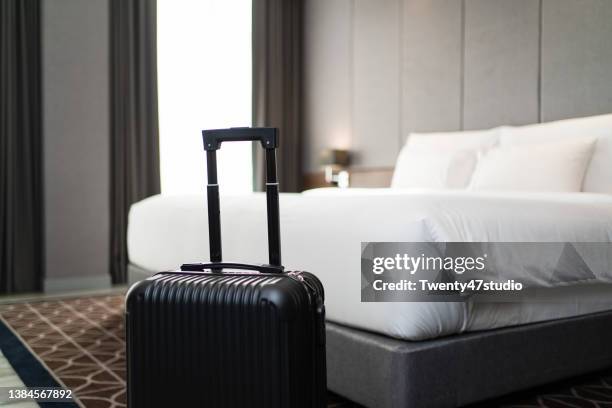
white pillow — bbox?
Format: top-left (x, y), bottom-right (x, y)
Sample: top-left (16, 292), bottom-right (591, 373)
top-left (500, 113), bottom-right (612, 194)
top-left (469, 139), bottom-right (596, 192)
top-left (391, 147), bottom-right (478, 189)
top-left (391, 127), bottom-right (502, 189)
top-left (407, 128), bottom-right (501, 151)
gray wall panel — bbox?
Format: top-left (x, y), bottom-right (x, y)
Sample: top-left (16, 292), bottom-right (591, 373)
top-left (541, 0), bottom-right (612, 121)
top-left (463, 0), bottom-right (540, 129)
top-left (43, 0), bottom-right (111, 286)
top-left (304, 0), bottom-right (353, 173)
top-left (303, 0), bottom-right (612, 172)
top-left (352, 0), bottom-right (401, 167)
top-left (402, 0), bottom-right (463, 139)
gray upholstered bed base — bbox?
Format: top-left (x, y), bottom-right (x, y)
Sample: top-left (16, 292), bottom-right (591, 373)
top-left (128, 264), bottom-right (612, 408)
top-left (327, 312), bottom-right (612, 407)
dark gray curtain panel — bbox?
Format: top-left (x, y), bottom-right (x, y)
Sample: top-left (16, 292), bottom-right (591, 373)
top-left (110, 0), bottom-right (160, 284)
top-left (0, 0), bottom-right (43, 293)
top-left (252, 0), bottom-right (304, 192)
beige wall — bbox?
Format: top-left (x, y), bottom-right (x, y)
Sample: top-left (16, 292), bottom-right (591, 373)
top-left (43, 0), bottom-right (111, 291)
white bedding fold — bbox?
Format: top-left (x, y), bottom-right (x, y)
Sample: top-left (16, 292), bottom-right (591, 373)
top-left (128, 189), bottom-right (612, 340)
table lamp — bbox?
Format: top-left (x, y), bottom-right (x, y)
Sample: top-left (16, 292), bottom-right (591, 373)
top-left (320, 149), bottom-right (351, 188)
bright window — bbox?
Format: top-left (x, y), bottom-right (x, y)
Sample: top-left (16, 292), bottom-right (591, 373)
top-left (157, 0), bottom-right (253, 195)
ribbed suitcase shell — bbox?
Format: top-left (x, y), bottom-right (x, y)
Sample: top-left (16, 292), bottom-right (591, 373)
top-left (126, 269), bottom-right (326, 408)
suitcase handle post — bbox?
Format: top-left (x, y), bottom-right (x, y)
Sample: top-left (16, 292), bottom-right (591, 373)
top-left (201, 127), bottom-right (282, 269)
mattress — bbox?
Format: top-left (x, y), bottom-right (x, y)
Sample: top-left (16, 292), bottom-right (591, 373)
top-left (127, 189), bottom-right (612, 340)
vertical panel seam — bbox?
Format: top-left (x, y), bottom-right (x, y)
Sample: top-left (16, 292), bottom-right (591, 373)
top-left (460, 0), bottom-right (466, 130)
top-left (538, 0), bottom-right (543, 122)
top-left (349, 0), bottom-right (355, 156)
top-left (398, 0), bottom-right (404, 148)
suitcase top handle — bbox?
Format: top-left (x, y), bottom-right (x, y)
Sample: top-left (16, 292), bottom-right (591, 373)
top-left (199, 127), bottom-right (283, 272)
top-left (203, 127), bottom-right (278, 151)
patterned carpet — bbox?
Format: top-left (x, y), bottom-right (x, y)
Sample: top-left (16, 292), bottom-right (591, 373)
top-left (472, 369), bottom-right (612, 408)
top-left (0, 294), bottom-right (610, 407)
top-left (0, 296), bottom-right (125, 407)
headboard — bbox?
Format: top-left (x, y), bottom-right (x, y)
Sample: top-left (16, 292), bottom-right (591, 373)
top-left (303, 0), bottom-right (612, 185)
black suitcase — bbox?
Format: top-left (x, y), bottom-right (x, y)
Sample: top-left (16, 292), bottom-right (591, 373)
top-left (126, 127), bottom-right (326, 408)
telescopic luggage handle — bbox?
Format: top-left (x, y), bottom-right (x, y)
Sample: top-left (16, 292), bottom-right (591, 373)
top-left (188, 127), bottom-right (283, 273)
top-left (203, 127), bottom-right (278, 150)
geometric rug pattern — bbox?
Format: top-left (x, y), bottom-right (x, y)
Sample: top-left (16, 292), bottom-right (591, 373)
top-left (0, 295), bottom-right (357, 408)
top-left (487, 371), bottom-right (612, 408)
top-left (0, 294), bottom-right (611, 407)
top-left (0, 296), bottom-right (126, 408)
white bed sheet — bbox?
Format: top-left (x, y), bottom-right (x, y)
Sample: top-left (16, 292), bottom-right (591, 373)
top-left (127, 189), bottom-right (612, 340)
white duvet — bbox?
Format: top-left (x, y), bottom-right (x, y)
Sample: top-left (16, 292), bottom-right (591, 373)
top-left (128, 189), bottom-right (612, 340)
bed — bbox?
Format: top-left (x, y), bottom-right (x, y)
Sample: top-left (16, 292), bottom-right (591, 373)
top-left (127, 114), bottom-right (612, 407)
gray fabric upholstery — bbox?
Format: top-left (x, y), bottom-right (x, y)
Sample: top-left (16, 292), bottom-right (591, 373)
top-left (327, 312), bottom-right (612, 407)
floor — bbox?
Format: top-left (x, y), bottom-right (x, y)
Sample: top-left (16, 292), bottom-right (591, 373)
top-left (0, 289), bottom-right (611, 408)
top-left (0, 350), bottom-right (38, 407)
top-left (0, 291), bottom-right (360, 407)
top-left (0, 295), bottom-right (125, 407)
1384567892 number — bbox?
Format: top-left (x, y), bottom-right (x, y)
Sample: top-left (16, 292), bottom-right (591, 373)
top-left (6, 388), bottom-right (73, 401)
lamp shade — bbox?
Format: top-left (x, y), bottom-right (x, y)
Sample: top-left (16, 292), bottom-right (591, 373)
top-left (320, 149), bottom-right (351, 167)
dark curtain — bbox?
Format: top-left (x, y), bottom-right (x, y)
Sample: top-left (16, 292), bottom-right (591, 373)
top-left (0, 0), bottom-right (43, 293)
top-left (252, 0), bottom-right (304, 192)
top-left (110, 0), bottom-right (160, 284)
